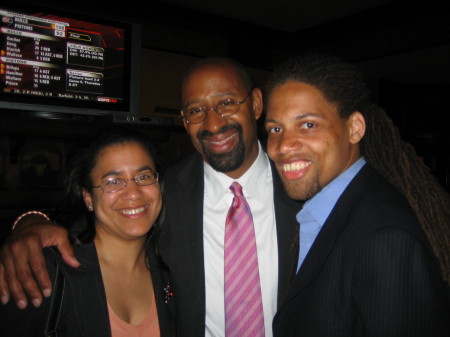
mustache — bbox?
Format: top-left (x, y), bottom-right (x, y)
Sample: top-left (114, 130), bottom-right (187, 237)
top-left (198, 124), bottom-right (242, 140)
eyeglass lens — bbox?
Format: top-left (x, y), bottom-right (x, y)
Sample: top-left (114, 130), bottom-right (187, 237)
top-left (101, 172), bottom-right (158, 193)
top-left (183, 91), bottom-right (251, 124)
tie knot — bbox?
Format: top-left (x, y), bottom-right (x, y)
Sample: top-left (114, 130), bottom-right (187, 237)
top-left (229, 181), bottom-right (244, 197)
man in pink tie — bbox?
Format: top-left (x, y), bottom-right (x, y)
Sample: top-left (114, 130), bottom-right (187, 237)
top-left (0, 57), bottom-right (300, 337)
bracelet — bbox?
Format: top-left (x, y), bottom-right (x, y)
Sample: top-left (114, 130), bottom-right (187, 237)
top-left (12, 210), bottom-right (51, 230)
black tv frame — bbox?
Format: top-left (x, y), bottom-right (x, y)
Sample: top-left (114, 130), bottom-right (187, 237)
top-left (0, 1), bottom-right (142, 117)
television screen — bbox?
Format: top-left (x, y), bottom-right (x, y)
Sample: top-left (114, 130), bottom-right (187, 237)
top-left (0, 3), bottom-right (141, 116)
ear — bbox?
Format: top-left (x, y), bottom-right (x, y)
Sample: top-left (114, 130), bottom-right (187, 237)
top-left (82, 188), bottom-right (94, 211)
top-left (251, 88), bottom-right (263, 120)
top-left (348, 111), bottom-right (366, 144)
top-left (180, 110), bottom-right (190, 134)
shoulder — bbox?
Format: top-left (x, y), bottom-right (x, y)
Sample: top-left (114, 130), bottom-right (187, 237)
top-left (0, 247), bottom-right (65, 334)
top-left (44, 242), bottom-right (101, 281)
top-left (163, 152), bottom-right (204, 198)
top-left (164, 152), bottom-right (202, 178)
top-left (43, 246), bottom-right (65, 279)
top-left (327, 164), bottom-right (430, 252)
top-left (342, 164), bottom-right (416, 222)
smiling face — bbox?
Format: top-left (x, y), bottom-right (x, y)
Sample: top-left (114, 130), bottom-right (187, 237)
top-left (181, 62), bottom-right (263, 179)
top-left (82, 142), bottom-right (162, 241)
top-left (265, 81), bottom-right (365, 200)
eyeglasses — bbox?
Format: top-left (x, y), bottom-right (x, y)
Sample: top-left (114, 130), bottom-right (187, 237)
top-left (181, 90), bottom-right (253, 124)
top-left (92, 171), bottom-right (159, 193)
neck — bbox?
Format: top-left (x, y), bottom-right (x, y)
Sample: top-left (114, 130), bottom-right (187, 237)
top-left (94, 233), bottom-right (147, 271)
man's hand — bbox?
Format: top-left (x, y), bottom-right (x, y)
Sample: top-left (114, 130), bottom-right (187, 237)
top-left (0, 216), bottom-right (80, 309)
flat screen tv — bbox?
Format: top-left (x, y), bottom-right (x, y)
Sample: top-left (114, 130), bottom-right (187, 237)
top-left (0, 3), bottom-right (141, 117)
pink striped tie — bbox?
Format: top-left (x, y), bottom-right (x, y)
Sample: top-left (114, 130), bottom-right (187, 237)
top-left (225, 182), bottom-right (265, 337)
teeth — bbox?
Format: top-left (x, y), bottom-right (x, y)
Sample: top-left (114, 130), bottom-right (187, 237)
top-left (120, 206), bottom-right (146, 215)
top-left (282, 161), bottom-right (311, 172)
top-left (209, 133), bottom-right (236, 145)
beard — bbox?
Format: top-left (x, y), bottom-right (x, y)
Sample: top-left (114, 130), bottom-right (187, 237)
top-left (281, 168), bottom-right (322, 201)
top-left (198, 124), bottom-right (245, 173)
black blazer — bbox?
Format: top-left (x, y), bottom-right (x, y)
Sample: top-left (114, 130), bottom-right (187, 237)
top-left (273, 164), bottom-right (450, 337)
top-left (158, 151), bottom-right (300, 337)
top-left (0, 242), bottom-right (175, 337)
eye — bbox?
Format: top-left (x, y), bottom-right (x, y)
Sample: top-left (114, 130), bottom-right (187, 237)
top-left (187, 107), bottom-right (204, 115)
top-left (135, 173), bottom-right (152, 182)
top-left (104, 178), bottom-right (123, 187)
top-left (219, 99), bottom-right (237, 109)
top-left (266, 126), bottom-right (282, 134)
top-left (301, 122), bottom-right (315, 129)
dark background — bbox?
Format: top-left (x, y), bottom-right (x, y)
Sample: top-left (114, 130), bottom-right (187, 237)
top-left (1, 0), bottom-right (449, 242)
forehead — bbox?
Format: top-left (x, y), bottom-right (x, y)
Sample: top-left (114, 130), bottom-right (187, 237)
top-left (266, 81), bottom-right (342, 125)
top-left (267, 81), bottom-right (336, 114)
top-left (94, 142), bottom-right (154, 169)
top-left (182, 64), bottom-right (247, 103)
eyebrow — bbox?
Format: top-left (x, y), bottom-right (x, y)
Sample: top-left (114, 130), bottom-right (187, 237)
top-left (265, 112), bottom-right (324, 124)
top-left (100, 165), bottom-right (154, 180)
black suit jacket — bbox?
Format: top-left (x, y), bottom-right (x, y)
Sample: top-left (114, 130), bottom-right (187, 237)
top-left (0, 242), bottom-right (175, 336)
top-left (158, 151), bottom-right (300, 337)
top-left (273, 164), bottom-right (450, 337)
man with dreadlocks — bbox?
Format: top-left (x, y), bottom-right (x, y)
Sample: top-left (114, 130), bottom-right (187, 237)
top-left (264, 53), bottom-right (450, 337)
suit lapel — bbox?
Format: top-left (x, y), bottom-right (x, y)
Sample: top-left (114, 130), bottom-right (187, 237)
top-left (271, 161), bottom-right (302, 307)
top-left (174, 155), bottom-right (205, 290)
top-left (159, 153), bottom-right (206, 336)
top-left (280, 166), bottom-right (373, 307)
top-left (64, 243), bottom-right (112, 337)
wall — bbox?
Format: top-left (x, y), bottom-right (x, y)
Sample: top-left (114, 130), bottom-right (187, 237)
top-left (139, 49), bottom-right (272, 118)
top-left (0, 48), bottom-right (273, 235)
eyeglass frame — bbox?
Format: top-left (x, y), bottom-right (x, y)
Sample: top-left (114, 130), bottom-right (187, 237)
top-left (91, 170), bottom-right (159, 193)
top-left (180, 89), bottom-right (253, 124)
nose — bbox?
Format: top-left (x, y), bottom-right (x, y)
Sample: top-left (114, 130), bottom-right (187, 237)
top-left (277, 129), bottom-right (302, 154)
top-left (121, 179), bottom-right (144, 200)
top-left (202, 107), bottom-right (227, 132)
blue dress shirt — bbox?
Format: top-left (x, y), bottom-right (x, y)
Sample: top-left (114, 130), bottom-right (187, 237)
top-left (296, 157), bottom-right (366, 272)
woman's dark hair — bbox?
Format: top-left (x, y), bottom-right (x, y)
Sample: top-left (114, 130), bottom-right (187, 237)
top-left (266, 53), bottom-right (450, 285)
top-left (58, 125), bottom-right (164, 244)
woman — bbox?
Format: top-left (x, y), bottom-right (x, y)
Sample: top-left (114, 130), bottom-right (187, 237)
top-left (0, 126), bottom-right (175, 336)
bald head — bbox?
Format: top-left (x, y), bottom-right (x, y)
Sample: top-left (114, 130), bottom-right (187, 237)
top-left (179, 56), bottom-right (263, 179)
top-left (181, 57), bottom-right (255, 94)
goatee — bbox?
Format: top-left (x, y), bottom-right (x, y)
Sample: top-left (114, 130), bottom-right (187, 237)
top-left (198, 124), bottom-right (245, 173)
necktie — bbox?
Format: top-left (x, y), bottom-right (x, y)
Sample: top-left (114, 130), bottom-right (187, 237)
top-left (224, 182), bottom-right (265, 337)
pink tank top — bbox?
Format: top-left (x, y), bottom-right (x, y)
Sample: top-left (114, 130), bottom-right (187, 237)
top-left (107, 293), bottom-right (160, 337)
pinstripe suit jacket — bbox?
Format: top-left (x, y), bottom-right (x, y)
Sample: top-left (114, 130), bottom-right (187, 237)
top-left (273, 164), bottom-right (450, 337)
top-left (158, 151), bottom-right (300, 337)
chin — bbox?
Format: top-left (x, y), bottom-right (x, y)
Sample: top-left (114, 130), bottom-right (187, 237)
top-left (283, 180), bottom-right (321, 201)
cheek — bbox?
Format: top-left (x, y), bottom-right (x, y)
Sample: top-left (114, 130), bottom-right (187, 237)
top-left (266, 136), bottom-right (277, 158)
top-left (318, 139), bottom-right (350, 177)
top-left (144, 185), bottom-right (162, 201)
top-left (308, 127), bottom-right (342, 152)
top-left (151, 190), bottom-right (163, 208)
top-left (186, 125), bottom-right (201, 144)
top-left (93, 193), bottom-right (118, 212)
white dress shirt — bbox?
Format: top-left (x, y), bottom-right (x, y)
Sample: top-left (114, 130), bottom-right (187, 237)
top-left (203, 142), bottom-right (278, 337)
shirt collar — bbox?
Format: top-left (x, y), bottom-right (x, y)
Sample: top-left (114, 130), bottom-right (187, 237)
top-left (204, 142), bottom-right (272, 206)
top-left (299, 157), bottom-right (366, 226)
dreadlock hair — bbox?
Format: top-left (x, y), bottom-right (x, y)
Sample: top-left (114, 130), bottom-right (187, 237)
top-left (265, 53), bottom-right (450, 285)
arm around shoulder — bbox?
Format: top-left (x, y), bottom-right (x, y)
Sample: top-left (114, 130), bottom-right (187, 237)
top-left (0, 247), bottom-right (62, 336)
top-left (0, 210), bottom-right (78, 309)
